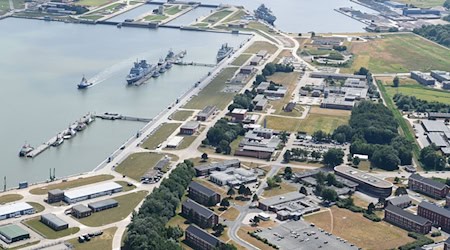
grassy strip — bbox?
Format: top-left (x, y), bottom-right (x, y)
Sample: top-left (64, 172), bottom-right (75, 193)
top-left (68, 227), bottom-right (117, 249)
top-left (231, 53), bottom-right (252, 66)
top-left (0, 194), bottom-right (23, 204)
top-left (23, 217), bottom-right (79, 239)
top-left (141, 123), bottom-right (181, 150)
top-left (171, 110), bottom-right (194, 121)
top-left (115, 152), bottom-right (164, 181)
top-left (30, 175), bottom-right (114, 195)
top-left (27, 202), bottom-right (45, 213)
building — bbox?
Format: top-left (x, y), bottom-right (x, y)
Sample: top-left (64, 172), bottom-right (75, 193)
top-left (63, 182), bottom-right (122, 204)
top-left (321, 96), bottom-right (354, 110)
top-left (40, 213), bottom-right (69, 231)
top-left (411, 71), bottom-right (436, 86)
top-left (235, 145), bottom-right (275, 159)
top-left (88, 199), bottom-right (118, 212)
top-left (194, 159), bottom-right (241, 176)
top-left (258, 192), bottom-right (319, 220)
top-left (418, 201), bottom-right (450, 232)
top-left (408, 173), bottom-right (449, 199)
top-left (444, 82), bottom-right (450, 90)
top-left (403, 8), bottom-right (441, 17)
top-left (0, 202), bottom-right (34, 221)
top-left (71, 204), bottom-right (91, 218)
top-left (386, 195), bottom-right (412, 208)
top-left (309, 72), bottom-right (366, 80)
top-left (235, 129), bottom-right (280, 159)
top-left (334, 166), bottom-right (393, 198)
top-left (185, 225), bottom-right (222, 250)
top-left (384, 205), bottom-right (432, 234)
top-left (166, 136), bottom-right (183, 148)
top-left (343, 78), bottom-right (367, 89)
top-left (255, 99), bottom-right (267, 111)
top-left (230, 108), bottom-right (247, 122)
top-left (0, 224), bottom-right (30, 244)
top-left (445, 237), bottom-right (450, 250)
top-left (197, 106), bottom-right (216, 121)
top-left (180, 121), bottom-right (200, 135)
top-left (256, 82), bottom-right (270, 94)
top-left (250, 55), bottom-right (263, 66)
top-left (428, 112), bottom-right (450, 120)
top-left (181, 199), bottom-right (218, 229)
top-left (256, 50), bottom-right (268, 59)
top-left (188, 182), bottom-right (221, 206)
top-left (284, 102), bottom-right (296, 112)
top-left (209, 168), bottom-right (257, 186)
top-left (264, 87), bottom-right (287, 98)
top-left (240, 66), bottom-right (254, 75)
top-left (431, 70), bottom-right (450, 83)
top-left (427, 133), bottom-right (449, 148)
top-left (384, 1), bottom-right (407, 8)
top-left (421, 120), bottom-right (450, 133)
top-left (47, 189), bottom-right (64, 204)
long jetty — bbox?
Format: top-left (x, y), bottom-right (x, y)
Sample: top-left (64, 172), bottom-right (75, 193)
top-left (94, 113), bottom-right (152, 122)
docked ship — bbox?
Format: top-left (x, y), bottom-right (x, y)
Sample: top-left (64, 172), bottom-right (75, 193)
top-left (157, 58), bottom-right (164, 66)
top-left (165, 62), bottom-right (172, 69)
top-left (51, 135), bottom-right (64, 147)
top-left (216, 43), bottom-right (233, 62)
top-left (19, 144), bottom-right (34, 157)
top-left (152, 71), bottom-right (160, 78)
top-left (126, 60), bottom-right (152, 84)
top-left (165, 49), bottom-right (175, 60)
top-left (254, 4), bottom-right (277, 25)
top-left (159, 64), bottom-right (167, 74)
top-left (77, 76), bottom-right (92, 89)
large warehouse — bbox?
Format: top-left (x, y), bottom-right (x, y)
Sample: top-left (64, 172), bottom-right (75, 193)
top-left (40, 213), bottom-right (68, 231)
top-left (334, 166), bottom-right (393, 198)
top-left (88, 199), bottom-right (118, 212)
top-left (0, 203), bottom-right (34, 221)
top-left (0, 224), bottom-right (30, 244)
top-left (64, 182), bottom-right (122, 204)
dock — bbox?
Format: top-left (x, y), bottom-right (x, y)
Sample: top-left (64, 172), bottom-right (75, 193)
top-left (94, 113), bottom-right (152, 122)
top-left (173, 61), bottom-right (216, 67)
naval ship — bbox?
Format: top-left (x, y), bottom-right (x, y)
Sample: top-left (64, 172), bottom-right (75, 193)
top-left (216, 43), bottom-right (233, 62)
top-left (126, 60), bottom-right (152, 84)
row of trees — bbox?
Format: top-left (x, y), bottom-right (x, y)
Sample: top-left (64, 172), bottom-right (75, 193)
top-left (413, 24), bottom-right (450, 48)
top-left (283, 148), bottom-right (344, 167)
top-left (253, 63), bottom-right (294, 86)
top-left (420, 145), bottom-right (447, 170)
top-left (227, 89), bottom-right (257, 112)
top-left (123, 161), bottom-right (195, 250)
top-left (393, 93), bottom-right (450, 113)
top-left (203, 118), bottom-right (245, 154)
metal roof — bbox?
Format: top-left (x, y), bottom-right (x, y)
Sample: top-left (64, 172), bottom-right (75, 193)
top-left (0, 224), bottom-right (29, 239)
top-left (88, 199), bottom-right (118, 210)
top-left (64, 182), bottom-right (122, 200)
top-left (260, 192), bottom-right (305, 207)
top-left (72, 204), bottom-right (91, 213)
top-left (409, 174), bottom-right (447, 190)
top-left (198, 106), bottom-right (216, 117)
top-left (48, 189), bottom-right (64, 195)
top-left (195, 159), bottom-right (240, 171)
top-left (427, 133), bottom-right (448, 147)
top-left (181, 121), bottom-right (200, 130)
top-left (385, 205), bottom-right (430, 226)
top-left (422, 120), bottom-right (450, 133)
top-left (167, 136), bottom-right (183, 147)
top-left (419, 201), bottom-right (450, 218)
top-left (186, 224), bottom-right (221, 247)
top-left (41, 213), bottom-right (68, 228)
top-left (334, 166), bottom-right (393, 189)
top-left (0, 202), bottom-right (33, 217)
top-left (188, 182), bottom-right (218, 197)
top-left (387, 195), bottom-right (412, 206)
top-left (182, 199), bottom-right (215, 218)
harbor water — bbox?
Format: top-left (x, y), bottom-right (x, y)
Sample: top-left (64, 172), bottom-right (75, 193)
top-left (0, 18), bottom-right (248, 188)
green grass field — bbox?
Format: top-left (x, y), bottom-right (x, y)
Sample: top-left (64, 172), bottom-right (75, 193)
top-left (344, 33), bottom-right (450, 73)
top-left (183, 67), bottom-right (239, 110)
top-left (244, 41), bottom-right (278, 55)
top-left (115, 152), bottom-right (164, 181)
top-left (0, 0), bottom-right (10, 15)
top-left (30, 175), bottom-right (114, 195)
top-left (164, 5), bottom-right (183, 16)
top-left (264, 116), bottom-right (303, 132)
top-left (205, 9), bottom-right (233, 23)
top-left (82, 15), bottom-right (104, 20)
top-left (75, 0), bottom-right (111, 7)
top-left (0, 194), bottom-right (23, 205)
top-left (144, 14), bottom-right (168, 22)
top-left (171, 110), bottom-right (194, 121)
top-left (141, 123), bottom-right (181, 149)
top-left (28, 202), bottom-right (45, 213)
top-left (68, 227), bottom-right (117, 249)
top-left (223, 9), bottom-right (247, 23)
top-left (115, 181), bottom-right (136, 192)
top-left (396, 0), bottom-right (444, 7)
top-left (76, 191), bottom-right (148, 227)
top-left (23, 218), bottom-right (79, 239)
top-left (177, 135), bottom-right (197, 150)
top-left (231, 53), bottom-right (252, 66)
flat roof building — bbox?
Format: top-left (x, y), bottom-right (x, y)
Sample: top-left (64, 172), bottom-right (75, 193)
top-left (427, 133), bottom-right (449, 148)
top-left (384, 205), bottom-right (431, 234)
top-left (64, 182), bottom-right (122, 204)
top-left (71, 204), bottom-right (91, 218)
top-left (88, 199), bottom-right (118, 212)
top-left (0, 202), bottom-right (34, 221)
top-left (259, 192), bottom-right (305, 211)
top-left (40, 213), bottom-right (69, 231)
top-left (250, 55), bottom-right (263, 66)
top-left (181, 199), bottom-right (218, 229)
top-left (230, 108), bottom-right (247, 122)
top-left (194, 159), bottom-right (241, 176)
top-left (167, 136), bottom-right (183, 148)
top-left (411, 71), bottom-right (436, 86)
top-left (188, 182), bottom-right (221, 207)
top-left (47, 189), bottom-right (64, 204)
top-left (185, 224), bottom-right (222, 250)
top-left (428, 112), bottom-right (450, 120)
top-left (197, 106), bottom-right (216, 121)
top-left (386, 195), bottom-right (412, 208)
top-left (0, 224), bottom-right (30, 244)
top-left (180, 121), bottom-right (200, 135)
top-left (334, 166), bottom-right (393, 198)
top-left (422, 120), bottom-right (450, 133)
top-left (256, 50), bottom-right (268, 58)
top-left (310, 72), bottom-right (366, 80)
top-left (409, 173), bottom-right (449, 199)
top-left (431, 70), bottom-right (450, 83)
top-left (210, 167), bottom-right (257, 187)
top-left (321, 96), bottom-right (354, 110)
top-left (240, 66), bottom-right (254, 75)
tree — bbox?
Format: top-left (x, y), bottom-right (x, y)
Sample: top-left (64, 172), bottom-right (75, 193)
top-left (252, 194), bottom-right (259, 202)
top-left (238, 185), bottom-right (246, 195)
top-left (267, 177), bottom-right (277, 189)
top-left (393, 76), bottom-right (400, 87)
top-left (274, 175), bottom-right (282, 183)
top-left (311, 151), bottom-right (322, 161)
top-left (313, 130), bottom-right (328, 142)
top-left (252, 216), bottom-right (260, 226)
top-left (371, 146), bottom-right (400, 171)
top-left (394, 177), bottom-right (400, 184)
top-left (300, 186), bottom-right (308, 195)
top-left (326, 173), bottom-right (337, 186)
top-left (216, 243), bottom-right (237, 250)
top-left (321, 188), bottom-right (338, 202)
top-left (316, 172), bottom-right (326, 185)
top-left (220, 198), bottom-right (230, 208)
top-left (284, 167), bottom-right (293, 180)
top-left (213, 223), bottom-right (225, 236)
top-left (201, 153), bottom-right (208, 162)
top-left (323, 148), bottom-right (344, 167)
top-left (420, 146), bottom-right (446, 170)
top-left (279, 131), bottom-right (289, 144)
top-left (283, 150), bottom-right (291, 163)
top-left (227, 187), bottom-right (235, 197)
top-left (395, 186), bottom-right (408, 196)
top-left (352, 157), bottom-right (361, 166)
top-left (244, 187), bottom-right (252, 196)
top-left (367, 202), bottom-right (375, 214)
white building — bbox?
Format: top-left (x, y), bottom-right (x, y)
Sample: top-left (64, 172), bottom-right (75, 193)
top-left (64, 182), bottom-right (122, 204)
top-left (0, 202), bottom-right (34, 220)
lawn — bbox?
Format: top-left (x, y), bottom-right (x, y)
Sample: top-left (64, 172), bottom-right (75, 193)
top-left (378, 76), bottom-right (450, 105)
top-left (231, 53), bottom-right (252, 66)
top-left (304, 207), bottom-right (414, 249)
top-left (29, 175), bottom-right (114, 195)
top-left (177, 135), bottom-right (197, 150)
top-left (223, 9), bottom-right (247, 23)
top-left (115, 181), bottom-right (136, 192)
top-left (170, 110), bottom-right (194, 121)
top-left (261, 182), bottom-right (298, 198)
top-left (266, 71), bottom-right (301, 114)
top-left (343, 33), bottom-right (450, 74)
top-left (114, 152), bottom-right (164, 181)
top-left (77, 191), bottom-right (148, 227)
top-left (220, 207), bottom-right (240, 221)
top-left (183, 67), bottom-right (239, 110)
top-left (164, 5), bottom-right (184, 15)
top-left (0, 194), bottom-right (23, 204)
top-left (68, 227), bottom-right (117, 249)
top-left (396, 0), bottom-right (444, 7)
top-left (237, 226), bottom-right (273, 250)
top-left (244, 41), bottom-right (278, 55)
top-left (23, 217), bottom-right (79, 239)
top-left (141, 123), bottom-right (181, 150)
top-left (143, 14), bottom-right (168, 22)
top-left (263, 115), bottom-right (303, 132)
top-left (28, 202), bottom-right (45, 213)
top-left (204, 9), bottom-right (233, 24)
top-left (75, 0), bottom-right (111, 7)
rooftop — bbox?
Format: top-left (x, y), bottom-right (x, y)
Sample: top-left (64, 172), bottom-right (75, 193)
top-left (231, 108), bottom-right (247, 115)
top-left (72, 204), bottom-right (91, 213)
top-left (48, 189), bottom-right (64, 196)
top-left (181, 121), bottom-right (200, 130)
top-left (0, 202), bottom-right (33, 218)
top-left (41, 213), bottom-right (68, 228)
top-left (195, 159), bottom-right (240, 171)
top-left (189, 182), bottom-right (218, 197)
top-left (334, 166), bottom-right (393, 189)
top-left (385, 205), bottom-right (430, 226)
top-left (64, 182), bottom-right (122, 200)
top-left (422, 120), bottom-right (450, 133)
top-left (427, 133), bottom-right (448, 147)
top-left (186, 224), bottom-right (222, 246)
top-left (183, 199), bottom-right (215, 218)
top-left (167, 136), bottom-right (184, 147)
top-left (198, 105), bottom-right (216, 116)
top-left (88, 199), bottom-right (118, 209)
top-left (387, 195), bottom-right (412, 206)
top-left (0, 224), bottom-right (29, 239)
top-left (419, 201), bottom-right (450, 218)
top-left (409, 173), bottom-right (447, 190)
top-left (260, 192), bottom-right (305, 207)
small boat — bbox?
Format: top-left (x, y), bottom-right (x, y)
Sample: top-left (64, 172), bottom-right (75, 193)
top-left (159, 66), bottom-right (167, 74)
top-left (180, 50), bottom-right (187, 58)
top-left (152, 71), bottom-right (160, 78)
top-left (52, 135), bottom-right (64, 147)
top-left (19, 144), bottom-right (34, 157)
top-left (75, 122), bottom-right (87, 131)
top-left (77, 75), bottom-right (93, 89)
top-left (165, 62), bottom-right (173, 69)
top-left (165, 49), bottom-right (174, 60)
top-left (157, 58), bottom-right (164, 66)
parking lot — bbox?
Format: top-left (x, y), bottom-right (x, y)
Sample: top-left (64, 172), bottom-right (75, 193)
top-left (255, 220), bottom-right (359, 250)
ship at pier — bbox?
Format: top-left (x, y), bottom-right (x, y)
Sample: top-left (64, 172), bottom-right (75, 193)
top-left (216, 43), bottom-right (233, 62)
top-left (126, 60), bottom-right (152, 84)
top-left (254, 4), bottom-right (277, 25)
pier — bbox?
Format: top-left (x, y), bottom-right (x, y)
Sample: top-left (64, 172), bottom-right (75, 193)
top-left (173, 61), bottom-right (216, 67)
top-left (94, 113), bottom-right (152, 122)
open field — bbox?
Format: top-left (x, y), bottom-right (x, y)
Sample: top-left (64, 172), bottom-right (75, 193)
top-left (184, 67), bottom-right (239, 109)
top-left (141, 123), bottom-right (181, 149)
top-left (304, 207), bottom-right (414, 249)
top-left (223, 9), bottom-right (246, 23)
top-left (396, 0), bottom-right (444, 7)
top-left (77, 191), bottom-right (148, 227)
top-left (0, 194), bottom-right (23, 204)
top-left (115, 181), bottom-right (136, 192)
top-left (68, 227), bottom-right (117, 249)
top-left (244, 41), bottom-right (278, 55)
top-left (23, 217), bottom-right (79, 239)
top-left (28, 202), bottom-right (45, 213)
top-left (204, 9), bottom-right (233, 23)
top-left (378, 76), bottom-right (450, 105)
top-left (29, 175), bottom-right (114, 195)
top-left (231, 53), bottom-right (252, 66)
top-left (114, 152), bottom-right (164, 181)
top-left (262, 182), bottom-right (298, 198)
top-left (170, 110), bottom-right (194, 121)
top-left (176, 135), bottom-right (197, 150)
top-left (343, 34), bottom-right (450, 74)
top-left (267, 72), bottom-right (300, 115)
top-left (167, 214), bottom-right (189, 231)
top-left (263, 116), bottom-right (303, 132)
top-left (220, 207), bottom-right (240, 221)
top-left (299, 113), bottom-right (349, 134)
top-left (143, 14), bottom-right (167, 22)
top-left (74, 0), bottom-right (111, 6)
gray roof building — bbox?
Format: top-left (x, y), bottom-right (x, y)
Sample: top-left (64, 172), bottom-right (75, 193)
top-left (385, 205), bottom-right (431, 225)
top-left (422, 120), bottom-right (450, 133)
top-left (48, 189), bottom-right (64, 196)
top-left (259, 192), bottom-right (305, 208)
top-left (72, 204), bottom-right (91, 213)
top-left (41, 213), bottom-right (68, 228)
top-left (88, 199), bottom-right (118, 210)
top-left (409, 173), bottom-right (447, 190)
top-left (387, 195), bottom-right (412, 207)
top-left (186, 224), bottom-right (222, 247)
top-left (188, 182), bottom-right (217, 198)
top-left (427, 133), bottom-right (448, 148)
top-left (419, 201), bottom-right (450, 218)
top-left (182, 199), bottom-right (215, 218)
top-left (181, 121), bottom-right (200, 130)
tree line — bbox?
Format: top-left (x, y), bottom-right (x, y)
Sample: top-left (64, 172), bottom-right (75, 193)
top-left (254, 63), bottom-right (294, 85)
top-left (227, 89), bottom-right (257, 112)
top-left (413, 24), bottom-right (450, 48)
top-left (202, 118), bottom-right (245, 154)
top-left (393, 93), bottom-right (450, 113)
